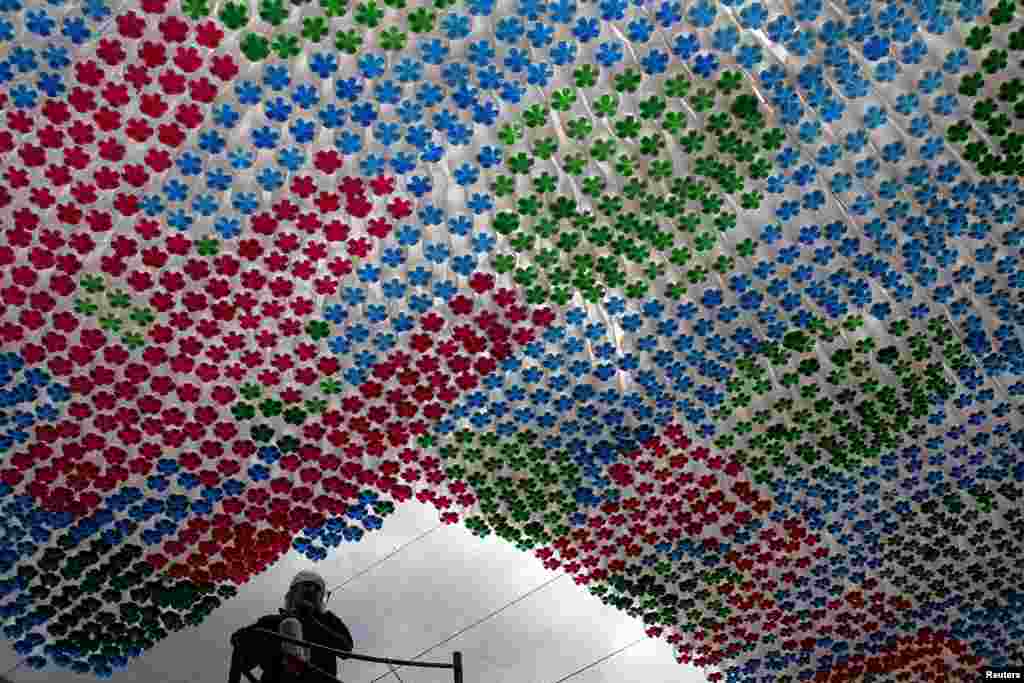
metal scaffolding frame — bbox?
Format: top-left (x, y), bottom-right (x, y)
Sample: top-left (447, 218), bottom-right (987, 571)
top-left (229, 627), bottom-right (463, 683)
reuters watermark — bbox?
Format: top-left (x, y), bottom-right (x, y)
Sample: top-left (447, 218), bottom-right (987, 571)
top-left (983, 668), bottom-right (1024, 680)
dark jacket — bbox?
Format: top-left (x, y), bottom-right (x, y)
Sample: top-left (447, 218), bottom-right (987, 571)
top-left (230, 610), bottom-right (354, 683)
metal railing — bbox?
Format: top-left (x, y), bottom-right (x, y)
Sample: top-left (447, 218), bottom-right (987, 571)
top-left (229, 627), bottom-right (463, 683)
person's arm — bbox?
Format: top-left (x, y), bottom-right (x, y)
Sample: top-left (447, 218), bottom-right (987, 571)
top-left (231, 616), bottom-right (283, 677)
top-left (313, 611), bottom-right (354, 655)
top-left (234, 616), bottom-right (282, 648)
top-left (228, 644), bottom-right (249, 683)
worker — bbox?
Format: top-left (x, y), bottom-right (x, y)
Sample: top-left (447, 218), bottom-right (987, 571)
top-left (230, 570), bottom-right (354, 683)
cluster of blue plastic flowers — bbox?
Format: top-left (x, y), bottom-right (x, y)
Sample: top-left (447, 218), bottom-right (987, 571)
top-left (0, 353), bottom-right (69, 454)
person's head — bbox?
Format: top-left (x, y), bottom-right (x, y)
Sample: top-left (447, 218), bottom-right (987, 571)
top-left (285, 570), bottom-right (327, 614)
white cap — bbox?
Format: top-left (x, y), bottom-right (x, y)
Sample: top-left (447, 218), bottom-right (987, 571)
top-left (290, 570), bottom-right (326, 591)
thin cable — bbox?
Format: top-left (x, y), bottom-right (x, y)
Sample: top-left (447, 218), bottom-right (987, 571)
top-left (363, 572), bottom-right (568, 683)
top-left (547, 636), bottom-right (647, 683)
top-left (385, 661), bottom-right (405, 683)
top-left (325, 524), bottom-right (443, 604)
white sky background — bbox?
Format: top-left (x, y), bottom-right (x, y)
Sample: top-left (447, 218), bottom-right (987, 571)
top-left (0, 500), bottom-right (710, 683)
